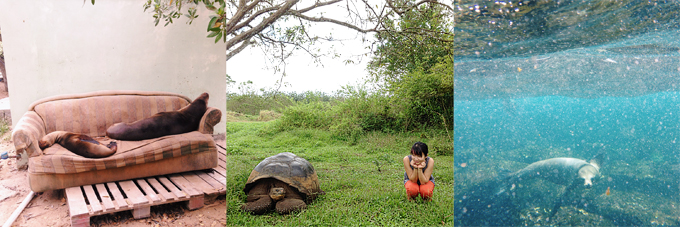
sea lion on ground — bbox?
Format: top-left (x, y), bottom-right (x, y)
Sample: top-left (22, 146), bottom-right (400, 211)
top-left (106, 92), bottom-right (209, 141)
top-left (39, 131), bottom-right (118, 158)
top-left (498, 153), bottom-right (605, 217)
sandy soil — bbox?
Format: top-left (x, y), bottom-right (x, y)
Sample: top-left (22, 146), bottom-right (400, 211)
top-left (0, 130), bottom-right (226, 227)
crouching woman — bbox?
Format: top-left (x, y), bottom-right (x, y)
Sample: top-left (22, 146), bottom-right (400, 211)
top-left (403, 142), bottom-right (435, 201)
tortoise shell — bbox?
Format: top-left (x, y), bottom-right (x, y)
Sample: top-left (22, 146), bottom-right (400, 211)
top-left (243, 152), bottom-right (324, 202)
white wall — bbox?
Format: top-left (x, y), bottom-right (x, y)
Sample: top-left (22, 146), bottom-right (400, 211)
top-left (0, 0), bottom-right (226, 134)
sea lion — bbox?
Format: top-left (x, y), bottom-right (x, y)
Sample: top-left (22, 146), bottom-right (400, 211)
top-left (498, 153), bottom-right (605, 217)
top-left (505, 157), bottom-right (601, 188)
top-left (106, 92), bottom-right (209, 141)
top-left (39, 131), bottom-right (118, 158)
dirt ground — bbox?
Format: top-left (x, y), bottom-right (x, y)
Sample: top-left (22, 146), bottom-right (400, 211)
top-left (0, 126), bottom-right (226, 227)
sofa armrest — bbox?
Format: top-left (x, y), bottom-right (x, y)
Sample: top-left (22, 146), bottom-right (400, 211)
top-left (198, 107), bottom-right (222, 134)
top-left (11, 111), bottom-right (47, 169)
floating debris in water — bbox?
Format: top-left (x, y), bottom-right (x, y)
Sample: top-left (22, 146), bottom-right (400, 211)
top-left (517, 67), bottom-right (522, 72)
top-left (605, 186), bottom-right (610, 196)
top-left (460, 163), bottom-right (468, 168)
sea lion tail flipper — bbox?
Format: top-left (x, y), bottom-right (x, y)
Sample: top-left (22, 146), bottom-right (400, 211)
top-left (496, 168), bottom-right (512, 180)
top-left (494, 168), bottom-right (514, 196)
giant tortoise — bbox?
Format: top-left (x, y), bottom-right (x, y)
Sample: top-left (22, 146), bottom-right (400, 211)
top-left (241, 152), bottom-right (324, 215)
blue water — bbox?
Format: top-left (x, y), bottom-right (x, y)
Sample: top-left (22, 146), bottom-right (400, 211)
top-left (454, 92), bottom-right (680, 226)
top-left (454, 93), bottom-right (679, 160)
top-left (454, 46), bottom-right (680, 225)
top-left (454, 1), bottom-right (680, 225)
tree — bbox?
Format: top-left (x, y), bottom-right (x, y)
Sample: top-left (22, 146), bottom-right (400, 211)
top-left (368, 1), bottom-right (452, 85)
top-left (139, 0), bottom-right (453, 62)
top-left (366, 1), bottom-right (453, 136)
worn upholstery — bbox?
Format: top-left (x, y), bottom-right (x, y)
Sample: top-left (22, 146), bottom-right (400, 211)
top-left (11, 90), bottom-right (222, 192)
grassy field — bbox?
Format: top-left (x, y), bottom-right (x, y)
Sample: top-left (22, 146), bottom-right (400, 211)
top-left (226, 121), bottom-right (453, 226)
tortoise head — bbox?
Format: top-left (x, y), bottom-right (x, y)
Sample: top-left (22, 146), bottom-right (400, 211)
top-left (269, 187), bottom-right (285, 201)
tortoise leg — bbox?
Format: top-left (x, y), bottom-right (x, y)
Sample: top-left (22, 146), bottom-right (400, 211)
top-left (241, 195), bottom-right (273, 215)
top-left (275, 198), bottom-right (306, 214)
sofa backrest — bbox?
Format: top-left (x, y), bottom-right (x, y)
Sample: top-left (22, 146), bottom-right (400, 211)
top-left (30, 91), bottom-right (192, 137)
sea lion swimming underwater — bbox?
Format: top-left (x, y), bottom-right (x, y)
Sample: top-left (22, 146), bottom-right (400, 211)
top-left (106, 92), bottom-right (209, 141)
top-left (497, 153), bottom-right (605, 217)
top-left (39, 131), bottom-right (118, 158)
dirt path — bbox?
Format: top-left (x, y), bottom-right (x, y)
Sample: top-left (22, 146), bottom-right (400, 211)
top-left (0, 133), bottom-right (226, 227)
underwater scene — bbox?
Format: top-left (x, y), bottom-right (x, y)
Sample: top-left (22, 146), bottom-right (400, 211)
top-left (454, 94), bottom-right (679, 226)
top-left (454, 0), bottom-right (680, 226)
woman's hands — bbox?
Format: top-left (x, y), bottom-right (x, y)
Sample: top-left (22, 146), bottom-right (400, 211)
top-left (404, 156), bottom-right (420, 184)
top-left (405, 155), bottom-right (435, 185)
top-left (410, 159), bottom-right (426, 169)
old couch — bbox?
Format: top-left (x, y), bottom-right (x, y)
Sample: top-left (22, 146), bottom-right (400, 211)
top-left (11, 90), bottom-right (222, 192)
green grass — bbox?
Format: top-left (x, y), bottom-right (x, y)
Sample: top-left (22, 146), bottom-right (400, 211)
top-left (226, 121), bottom-right (453, 226)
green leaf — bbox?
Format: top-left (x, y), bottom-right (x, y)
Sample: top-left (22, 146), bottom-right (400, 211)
top-left (214, 32), bottom-right (223, 43)
top-left (207, 16), bottom-right (218, 32)
top-left (217, 5), bottom-right (225, 15)
top-left (207, 31), bottom-right (219, 38)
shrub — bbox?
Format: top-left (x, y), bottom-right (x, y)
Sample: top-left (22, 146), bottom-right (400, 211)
top-left (257, 110), bottom-right (282, 121)
top-left (275, 101), bottom-right (332, 130)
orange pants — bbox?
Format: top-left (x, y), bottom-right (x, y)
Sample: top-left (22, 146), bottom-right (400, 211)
top-left (405, 180), bottom-right (434, 200)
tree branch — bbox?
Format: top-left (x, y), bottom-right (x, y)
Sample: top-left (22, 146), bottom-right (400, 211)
top-left (225, 0), bottom-right (264, 34)
top-left (258, 33), bottom-right (325, 61)
top-left (286, 11), bottom-right (379, 33)
top-left (229, 5), bottom-right (280, 34)
top-left (225, 0), bottom-right (299, 51)
top-left (295, 0), bottom-right (342, 14)
top-left (387, 0), bottom-right (453, 15)
top-left (226, 37), bottom-right (253, 61)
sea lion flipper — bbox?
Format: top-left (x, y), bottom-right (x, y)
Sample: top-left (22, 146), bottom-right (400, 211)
top-left (549, 180), bottom-right (579, 218)
top-left (494, 168), bottom-right (514, 196)
top-left (106, 141), bottom-right (118, 152)
top-left (589, 152), bottom-right (606, 170)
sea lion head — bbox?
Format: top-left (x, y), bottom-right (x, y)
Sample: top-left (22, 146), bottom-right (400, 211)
top-left (195, 92), bottom-right (209, 104)
top-left (39, 131), bottom-right (66, 150)
top-left (578, 164), bottom-right (600, 187)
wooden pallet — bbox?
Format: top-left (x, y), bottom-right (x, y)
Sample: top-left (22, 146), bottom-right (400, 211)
top-left (66, 141), bottom-right (226, 227)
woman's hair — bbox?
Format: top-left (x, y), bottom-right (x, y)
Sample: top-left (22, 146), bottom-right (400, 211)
top-left (410, 142), bottom-right (428, 157)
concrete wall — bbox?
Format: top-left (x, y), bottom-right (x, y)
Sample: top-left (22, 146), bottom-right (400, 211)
top-left (0, 1), bottom-right (226, 134)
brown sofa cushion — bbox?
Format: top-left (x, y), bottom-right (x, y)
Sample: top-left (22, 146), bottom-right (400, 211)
top-left (29, 131), bottom-right (215, 174)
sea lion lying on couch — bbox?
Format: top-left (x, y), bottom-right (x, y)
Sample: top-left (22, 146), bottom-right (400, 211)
top-left (106, 92), bottom-right (209, 141)
top-left (39, 131), bottom-right (117, 158)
